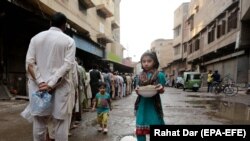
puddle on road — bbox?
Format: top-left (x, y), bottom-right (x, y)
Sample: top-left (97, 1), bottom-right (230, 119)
top-left (186, 105), bottom-right (207, 108)
top-left (213, 101), bottom-right (250, 124)
top-left (186, 95), bottom-right (216, 99)
top-left (184, 99), bottom-right (250, 124)
top-left (184, 100), bottom-right (219, 110)
top-left (186, 95), bottom-right (200, 98)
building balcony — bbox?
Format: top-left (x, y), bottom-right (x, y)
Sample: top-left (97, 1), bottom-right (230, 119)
top-left (78, 0), bottom-right (95, 9)
top-left (97, 33), bottom-right (113, 45)
top-left (96, 4), bottom-right (113, 19)
top-left (202, 29), bottom-right (238, 56)
top-left (111, 20), bottom-right (120, 29)
top-left (173, 54), bottom-right (182, 61)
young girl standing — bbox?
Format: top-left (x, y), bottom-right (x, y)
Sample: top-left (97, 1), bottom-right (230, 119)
top-left (92, 82), bottom-right (112, 134)
top-left (134, 51), bottom-right (166, 141)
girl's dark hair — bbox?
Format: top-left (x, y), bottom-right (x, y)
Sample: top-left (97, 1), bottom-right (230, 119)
top-left (140, 51), bottom-right (159, 69)
top-left (98, 82), bottom-right (106, 88)
top-left (51, 12), bottom-right (67, 28)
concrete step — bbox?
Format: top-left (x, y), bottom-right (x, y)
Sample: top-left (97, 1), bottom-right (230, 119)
top-left (15, 95), bottom-right (29, 101)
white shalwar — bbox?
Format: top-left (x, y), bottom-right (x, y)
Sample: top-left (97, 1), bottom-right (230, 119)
top-left (25, 27), bottom-right (76, 141)
top-left (85, 72), bottom-right (92, 108)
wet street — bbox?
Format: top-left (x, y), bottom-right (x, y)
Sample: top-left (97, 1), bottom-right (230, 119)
top-left (0, 87), bottom-right (250, 141)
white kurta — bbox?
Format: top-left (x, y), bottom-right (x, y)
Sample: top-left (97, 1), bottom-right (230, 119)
top-left (26, 27), bottom-right (76, 120)
top-left (85, 72), bottom-right (92, 99)
top-left (71, 61), bottom-right (78, 112)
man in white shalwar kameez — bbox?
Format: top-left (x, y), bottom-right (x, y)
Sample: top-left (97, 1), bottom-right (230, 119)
top-left (85, 72), bottom-right (92, 108)
top-left (26, 12), bottom-right (76, 141)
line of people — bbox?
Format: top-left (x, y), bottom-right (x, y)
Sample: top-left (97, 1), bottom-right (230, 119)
top-left (58, 62), bottom-right (136, 138)
top-left (88, 64), bottom-right (135, 102)
top-left (22, 12), bottom-right (136, 141)
top-left (22, 12), bottom-right (166, 141)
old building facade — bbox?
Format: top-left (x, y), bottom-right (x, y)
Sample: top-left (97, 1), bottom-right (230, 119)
top-left (151, 39), bottom-right (173, 76)
top-left (170, 2), bottom-right (190, 81)
top-left (240, 0), bottom-right (250, 84)
top-left (168, 0), bottom-right (250, 86)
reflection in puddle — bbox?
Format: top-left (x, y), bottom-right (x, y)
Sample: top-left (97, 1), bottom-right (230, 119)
top-left (184, 99), bottom-right (250, 124)
top-left (186, 95), bottom-right (200, 98)
top-left (215, 101), bottom-right (250, 124)
top-left (187, 105), bottom-right (206, 108)
top-left (184, 100), bottom-right (219, 110)
top-left (186, 95), bottom-right (216, 99)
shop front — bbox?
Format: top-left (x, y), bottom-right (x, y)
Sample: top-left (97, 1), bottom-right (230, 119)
top-left (0, 0), bottom-right (49, 96)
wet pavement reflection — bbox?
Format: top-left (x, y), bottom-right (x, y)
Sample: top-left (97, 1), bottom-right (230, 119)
top-left (183, 96), bottom-right (250, 124)
top-left (0, 87), bottom-right (249, 141)
top-left (214, 101), bottom-right (250, 124)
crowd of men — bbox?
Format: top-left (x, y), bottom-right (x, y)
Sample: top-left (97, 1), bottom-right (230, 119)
top-left (24, 12), bottom-right (137, 141)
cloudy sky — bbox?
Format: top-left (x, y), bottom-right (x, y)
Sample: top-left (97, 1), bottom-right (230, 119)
top-left (120, 0), bottom-right (190, 62)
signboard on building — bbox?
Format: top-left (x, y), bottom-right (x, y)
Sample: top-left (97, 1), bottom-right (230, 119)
top-left (73, 34), bottom-right (104, 57)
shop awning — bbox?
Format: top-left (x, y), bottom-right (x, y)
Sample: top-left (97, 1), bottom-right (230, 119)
top-left (73, 34), bottom-right (104, 57)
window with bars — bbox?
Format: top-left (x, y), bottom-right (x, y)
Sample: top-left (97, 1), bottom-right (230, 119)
top-left (174, 25), bottom-right (181, 38)
top-left (194, 38), bottom-right (200, 51)
top-left (188, 42), bottom-right (193, 54)
top-left (174, 45), bottom-right (181, 55)
top-left (183, 43), bottom-right (187, 53)
top-left (187, 15), bottom-right (194, 31)
top-left (208, 26), bottom-right (215, 44)
top-left (227, 10), bottom-right (238, 32)
top-left (217, 24), bottom-right (221, 39)
top-left (221, 20), bottom-right (226, 35)
top-left (190, 17), bottom-right (194, 31)
top-left (216, 19), bottom-right (226, 39)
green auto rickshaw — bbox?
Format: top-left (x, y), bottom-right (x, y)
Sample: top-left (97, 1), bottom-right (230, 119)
top-left (183, 72), bottom-right (202, 92)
